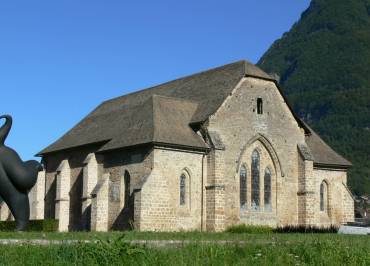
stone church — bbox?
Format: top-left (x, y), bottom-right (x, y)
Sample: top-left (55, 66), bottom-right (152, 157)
top-left (1, 60), bottom-right (354, 231)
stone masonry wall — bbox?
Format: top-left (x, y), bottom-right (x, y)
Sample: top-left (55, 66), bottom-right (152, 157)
top-left (206, 77), bottom-right (307, 229)
top-left (91, 173), bottom-right (110, 231)
top-left (312, 168), bottom-right (354, 226)
top-left (44, 145), bottom-right (153, 232)
top-left (44, 144), bottom-right (104, 231)
top-left (0, 202), bottom-right (12, 221)
top-left (297, 153), bottom-right (306, 224)
top-left (205, 148), bottom-right (227, 232)
top-left (55, 159), bottom-right (71, 232)
top-left (102, 146), bottom-right (153, 230)
top-left (237, 140), bottom-right (278, 227)
top-left (297, 157), bottom-right (318, 225)
top-left (29, 170), bottom-right (46, 220)
top-left (138, 147), bottom-right (204, 231)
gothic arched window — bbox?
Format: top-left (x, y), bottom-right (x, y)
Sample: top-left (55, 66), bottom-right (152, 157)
top-left (119, 170), bottom-right (131, 209)
top-left (180, 174), bottom-right (186, 206)
top-left (320, 181), bottom-right (328, 212)
top-left (240, 165), bottom-right (247, 210)
top-left (123, 171), bottom-right (131, 208)
top-left (264, 167), bottom-right (272, 211)
top-left (251, 150), bottom-right (260, 211)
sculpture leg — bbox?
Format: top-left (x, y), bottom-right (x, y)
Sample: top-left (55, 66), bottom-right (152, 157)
top-left (10, 193), bottom-right (30, 231)
top-left (0, 165), bottom-right (30, 231)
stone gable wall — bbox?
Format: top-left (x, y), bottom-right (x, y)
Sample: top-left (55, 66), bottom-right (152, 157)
top-left (206, 77), bottom-right (307, 229)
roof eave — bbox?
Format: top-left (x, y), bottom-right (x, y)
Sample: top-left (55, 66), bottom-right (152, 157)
top-left (152, 141), bottom-right (210, 153)
top-left (96, 140), bottom-right (210, 154)
top-left (313, 162), bottom-right (352, 170)
top-left (36, 140), bottom-right (111, 157)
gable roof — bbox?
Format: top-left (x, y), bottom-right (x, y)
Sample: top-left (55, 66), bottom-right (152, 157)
top-left (303, 122), bottom-right (352, 168)
top-left (38, 60), bottom-right (351, 168)
top-left (98, 95), bottom-right (208, 152)
top-left (39, 60), bottom-right (264, 155)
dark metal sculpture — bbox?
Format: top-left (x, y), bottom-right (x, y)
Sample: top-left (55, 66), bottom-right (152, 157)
top-left (0, 115), bottom-right (42, 231)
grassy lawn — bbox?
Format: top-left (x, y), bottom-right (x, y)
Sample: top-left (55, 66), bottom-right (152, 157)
top-left (0, 230), bottom-right (361, 241)
top-left (0, 232), bottom-right (368, 265)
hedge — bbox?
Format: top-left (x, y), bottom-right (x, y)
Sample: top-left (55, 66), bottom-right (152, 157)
top-left (0, 219), bottom-right (58, 232)
top-left (225, 224), bottom-right (273, 234)
top-left (273, 225), bottom-right (339, 233)
top-left (225, 224), bottom-right (339, 234)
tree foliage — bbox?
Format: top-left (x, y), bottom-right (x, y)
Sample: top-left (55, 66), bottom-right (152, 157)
top-left (258, 0), bottom-right (370, 196)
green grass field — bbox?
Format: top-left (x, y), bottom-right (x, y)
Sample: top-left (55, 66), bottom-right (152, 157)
top-left (0, 232), bottom-right (368, 265)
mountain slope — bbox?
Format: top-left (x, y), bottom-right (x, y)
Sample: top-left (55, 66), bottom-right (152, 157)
top-left (258, 0), bottom-right (370, 196)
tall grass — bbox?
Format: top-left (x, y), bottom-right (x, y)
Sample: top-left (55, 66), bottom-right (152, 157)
top-left (225, 224), bottom-right (273, 234)
top-left (0, 234), bottom-right (368, 265)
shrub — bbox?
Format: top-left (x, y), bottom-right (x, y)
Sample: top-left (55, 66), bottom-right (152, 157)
top-left (225, 224), bottom-right (339, 234)
top-left (273, 225), bottom-right (339, 233)
top-left (75, 235), bottom-right (145, 265)
top-left (0, 219), bottom-right (58, 232)
top-left (225, 224), bottom-right (273, 234)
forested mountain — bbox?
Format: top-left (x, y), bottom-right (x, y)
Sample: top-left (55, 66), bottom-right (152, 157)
top-left (258, 0), bottom-right (370, 196)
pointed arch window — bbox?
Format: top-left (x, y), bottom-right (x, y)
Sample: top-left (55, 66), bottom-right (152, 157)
top-left (123, 171), bottom-right (131, 208)
top-left (180, 174), bottom-right (186, 206)
top-left (320, 181), bottom-right (328, 212)
top-left (120, 170), bottom-right (131, 209)
top-left (251, 150), bottom-right (260, 211)
top-left (240, 165), bottom-right (247, 210)
top-left (264, 167), bottom-right (272, 211)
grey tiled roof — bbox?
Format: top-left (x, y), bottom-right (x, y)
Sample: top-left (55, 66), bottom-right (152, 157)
top-left (38, 60), bottom-right (351, 168)
top-left (304, 121), bottom-right (352, 168)
top-left (39, 60), bottom-right (260, 155)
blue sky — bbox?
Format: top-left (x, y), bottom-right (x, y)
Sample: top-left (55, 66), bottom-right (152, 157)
top-left (0, 0), bottom-right (310, 160)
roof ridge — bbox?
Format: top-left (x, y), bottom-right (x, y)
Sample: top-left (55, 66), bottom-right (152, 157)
top-left (101, 60), bottom-right (247, 105)
top-left (151, 94), bottom-right (199, 104)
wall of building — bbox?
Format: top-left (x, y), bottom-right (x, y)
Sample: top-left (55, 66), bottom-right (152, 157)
top-left (138, 147), bottom-right (204, 231)
top-left (237, 140), bottom-right (278, 227)
top-left (43, 144), bottom-right (154, 231)
top-left (29, 170), bottom-right (45, 220)
top-left (102, 146), bottom-right (153, 230)
top-left (44, 145), bottom-right (100, 231)
top-left (206, 77), bottom-right (307, 229)
top-left (40, 76), bottom-right (353, 232)
top-left (312, 168), bottom-right (354, 226)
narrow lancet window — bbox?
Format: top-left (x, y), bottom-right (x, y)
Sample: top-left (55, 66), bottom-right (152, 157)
top-left (257, 98), bottom-right (263, 114)
top-left (240, 165), bottom-right (247, 210)
top-left (180, 174), bottom-right (186, 206)
top-left (251, 150), bottom-right (260, 210)
top-left (320, 182), bottom-right (327, 212)
top-left (264, 167), bottom-right (272, 211)
top-left (124, 171), bottom-right (131, 208)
